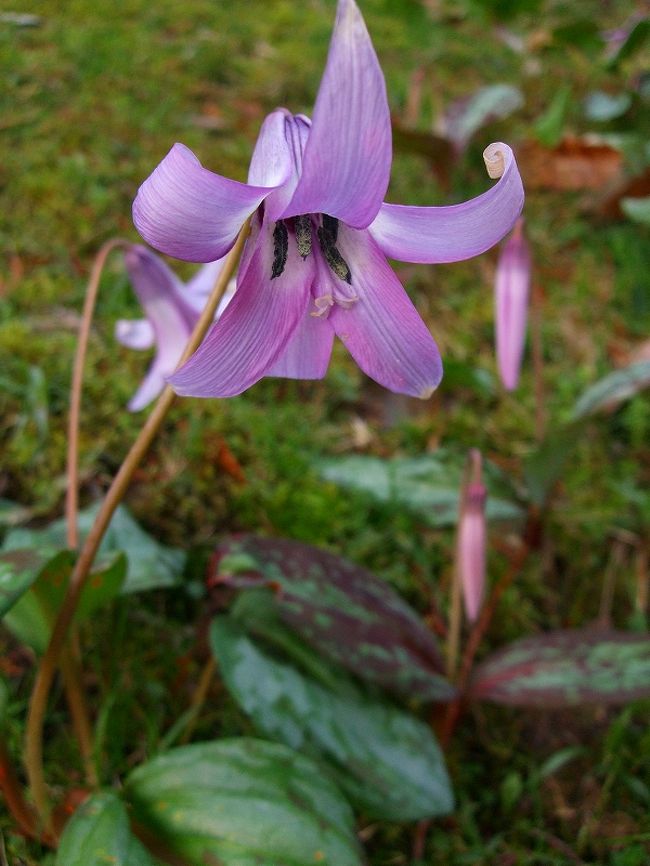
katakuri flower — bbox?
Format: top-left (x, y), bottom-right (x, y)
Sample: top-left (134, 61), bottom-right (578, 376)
top-left (456, 449), bottom-right (487, 623)
top-left (133, 0), bottom-right (524, 399)
top-left (494, 217), bottom-right (531, 391)
top-left (115, 245), bottom-right (234, 411)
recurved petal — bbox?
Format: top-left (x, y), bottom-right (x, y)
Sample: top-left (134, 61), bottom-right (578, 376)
top-left (169, 221), bottom-right (315, 398)
top-left (133, 143), bottom-right (273, 263)
top-left (326, 226), bottom-right (443, 398)
top-left (369, 142), bottom-right (524, 263)
top-left (266, 302), bottom-right (335, 379)
top-left (282, 0), bottom-right (391, 228)
top-left (115, 318), bottom-right (155, 351)
top-left (122, 245), bottom-right (193, 410)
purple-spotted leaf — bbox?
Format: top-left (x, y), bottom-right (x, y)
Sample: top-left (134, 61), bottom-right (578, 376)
top-left (211, 617), bottom-right (454, 821)
top-left (212, 535), bottom-right (455, 702)
top-left (571, 360), bottom-right (650, 419)
top-left (55, 791), bottom-right (156, 866)
top-left (470, 628), bottom-right (650, 707)
top-left (124, 738), bottom-right (363, 866)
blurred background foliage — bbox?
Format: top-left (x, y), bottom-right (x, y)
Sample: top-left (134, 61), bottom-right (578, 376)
top-left (1, 0), bottom-right (649, 863)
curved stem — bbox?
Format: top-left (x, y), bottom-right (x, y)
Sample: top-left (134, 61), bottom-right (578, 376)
top-left (64, 238), bottom-right (127, 787)
top-left (25, 223), bottom-right (250, 832)
top-left (66, 238), bottom-right (128, 550)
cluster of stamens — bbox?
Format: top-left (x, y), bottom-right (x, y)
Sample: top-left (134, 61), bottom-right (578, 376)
top-left (271, 214), bottom-right (352, 286)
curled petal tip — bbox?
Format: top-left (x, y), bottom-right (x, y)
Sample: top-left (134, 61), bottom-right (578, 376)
top-left (483, 142), bottom-right (507, 179)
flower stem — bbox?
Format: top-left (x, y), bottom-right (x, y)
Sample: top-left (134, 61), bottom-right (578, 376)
top-left (64, 237), bottom-right (127, 787)
top-left (24, 222), bottom-right (250, 833)
top-left (0, 743), bottom-right (43, 843)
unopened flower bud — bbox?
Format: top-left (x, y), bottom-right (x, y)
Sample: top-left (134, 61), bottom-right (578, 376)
top-left (495, 217), bottom-right (531, 391)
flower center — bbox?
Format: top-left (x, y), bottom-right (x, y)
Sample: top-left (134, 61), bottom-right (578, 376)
top-left (270, 214), bottom-right (352, 286)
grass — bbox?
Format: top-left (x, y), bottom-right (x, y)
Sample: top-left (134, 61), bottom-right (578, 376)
top-left (1, 0), bottom-right (649, 863)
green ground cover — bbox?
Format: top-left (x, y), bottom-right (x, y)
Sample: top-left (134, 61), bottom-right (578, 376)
top-left (1, 0), bottom-right (648, 863)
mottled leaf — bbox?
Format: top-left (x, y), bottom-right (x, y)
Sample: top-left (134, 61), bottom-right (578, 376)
top-left (3, 552), bottom-right (125, 653)
top-left (0, 548), bottom-right (59, 617)
top-left (572, 360), bottom-right (650, 419)
top-left (213, 535), bottom-right (455, 702)
top-left (317, 453), bottom-right (522, 526)
top-left (583, 91), bottom-right (632, 122)
top-left (523, 424), bottom-right (581, 506)
top-left (125, 739), bottom-right (363, 866)
top-left (470, 629), bottom-right (650, 707)
top-left (211, 617), bottom-right (454, 821)
top-left (3, 503), bottom-right (184, 592)
top-left (56, 791), bottom-right (156, 866)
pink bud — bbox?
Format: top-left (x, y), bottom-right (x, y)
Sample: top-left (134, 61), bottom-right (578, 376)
top-left (495, 217), bottom-right (531, 391)
top-left (456, 451), bottom-right (487, 623)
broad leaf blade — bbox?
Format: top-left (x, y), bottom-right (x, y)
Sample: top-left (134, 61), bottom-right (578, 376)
top-left (317, 453), bottom-right (522, 526)
top-left (3, 552), bottom-right (125, 653)
top-left (56, 791), bottom-right (156, 866)
top-left (0, 548), bottom-right (53, 617)
top-left (3, 503), bottom-right (184, 592)
top-left (571, 360), bottom-right (650, 419)
top-left (214, 535), bottom-right (455, 702)
top-left (125, 739), bottom-right (363, 866)
top-left (470, 629), bottom-right (650, 707)
top-left (211, 617), bottom-right (454, 821)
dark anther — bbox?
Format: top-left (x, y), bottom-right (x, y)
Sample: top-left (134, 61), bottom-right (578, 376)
top-left (271, 221), bottom-right (289, 279)
top-left (294, 215), bottom-right (313, 259)
top-left (321, 214), bottom-right (339, 244)
top-left (317, 226), bottom-right (352, 284)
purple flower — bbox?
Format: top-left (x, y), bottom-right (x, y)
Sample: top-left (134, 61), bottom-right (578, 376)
top-left (115, 245), bottom-right (234, 411)
top-left (495, 217), bottom-right (531, 391)
top-left (456, 450), bottom-right (487, 623)
top-left (133, 0), bottom-right (524, 399)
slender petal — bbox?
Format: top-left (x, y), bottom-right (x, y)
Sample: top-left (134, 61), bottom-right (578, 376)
top-left (133, 143), bottom-right (275, 263)
top-left (369, 142), bottom-right (524, 263)
top-left (457, 478), bottom-right (487, 623)
top-left (282, 0), bottom-right (391, 228)
top-left (248, 110), bottom-right (310, 221)
top-left (169, 221), bottom-right (316, 397)
top-left (495, 218), bottom-right (531, 391)
top-left (183, 258), bottom-right (235, 317)
top-left (324, 226), bottom-right (442, 398)
top-left (121, 245), bottom-right (194, 411)
top-left (115, 318), bottom-right (155, 351)
top-left (266, 298), bottom-right (335, 379)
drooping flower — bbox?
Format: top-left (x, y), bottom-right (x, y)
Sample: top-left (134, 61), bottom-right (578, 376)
top-left (115, 245), bottom-right (234, 411)
top-left (494, 217), bottom-right (531, 391)
top-left (133, 0), bottom-right (524, 399)
top-left (456, 449), bottom-right (487, 623)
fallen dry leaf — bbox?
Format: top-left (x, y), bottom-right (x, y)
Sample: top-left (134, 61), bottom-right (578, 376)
top-left (518, 135), bottom-right (623, 191)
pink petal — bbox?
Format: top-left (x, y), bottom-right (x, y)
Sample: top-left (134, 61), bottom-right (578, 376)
top-left (266, 303), bottom-right (335, 379)
top-left (282, 0), bottom-right (391, 228)
top-left (169, 220), bottom-right (315, 397)
top-left (122, 245), bottom-right (194, 411)
top-left (323, 226), bottom-right (442, 398)
top-left (369, 142), bottom-right (524, 263)
top-left (248, 110), bottom-right (310, 221)
top-left (183, 259), bottom-right (235, 318)
top-left (132, 143), bottom-right (275, 263)
top-left (495, 219), bottom-right (531, 391)
top-left (115, 318), bottom-right (155, 351)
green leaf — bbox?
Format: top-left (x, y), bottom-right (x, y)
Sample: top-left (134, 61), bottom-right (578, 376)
top-left (523, 424), bottom-right (581, 506)
top-left (606, 18), bottom-right (650, 69)
top-left (317, 452), bottom-right (522, 526)
top-left (443, 84), bottom-right (524, 150)
top-left (56, 791), bottom-right (156, 866)
top-left (3, 503), bottom-right (184, 592)
top-left (469, 628), bottom-right (650, 707)
top-left (125, 739), bottom-right (363, 866)
top-left (621, 196), bottom-right (650, 227)
top-left (571, 360), bottom-right (650, 419)
top-left (214, 535), bottom-right (456, 702)
top-left (211, 617), bottom-right (454, 821)
top-left (0, 548), bottom-right (57, 617)
top-left (3, 552), bottom-right (125, 653)
top-left (534, 84), bottom-right (572, 148)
